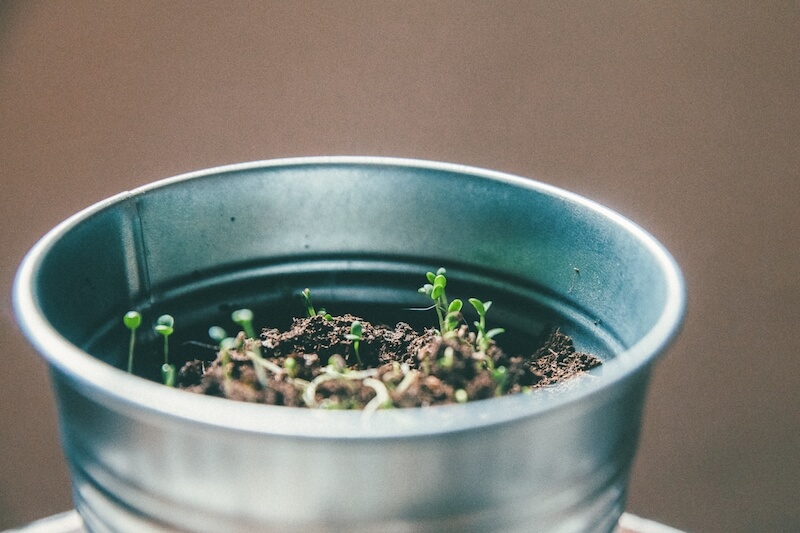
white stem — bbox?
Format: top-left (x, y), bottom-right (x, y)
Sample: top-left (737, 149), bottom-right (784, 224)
top-left (363, 378), bottom-right (392, 412)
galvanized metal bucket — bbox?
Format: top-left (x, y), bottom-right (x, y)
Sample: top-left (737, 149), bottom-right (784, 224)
top-left (13, 157), bottom-right (685, 532)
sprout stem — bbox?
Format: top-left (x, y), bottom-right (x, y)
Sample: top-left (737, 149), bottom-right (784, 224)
top-left (162, 363), bottom-right (176, 387)
top-left (154, 314), bottom-right (175, 372)
top-left (363, 378), bottom-right (392, 412)
top-left (231, 308), bottom-right (256, 339)
top-left (345, 320), bottom-right (364, 367)
top-left (123, 311), bottom-right (141, 374)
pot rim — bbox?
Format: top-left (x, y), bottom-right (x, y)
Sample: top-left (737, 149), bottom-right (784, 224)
top-left (13, 156), bottom-right (686, 438)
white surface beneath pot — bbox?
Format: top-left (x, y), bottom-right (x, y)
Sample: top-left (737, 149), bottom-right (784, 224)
top-left (5, 510), bottom-right (686, 533)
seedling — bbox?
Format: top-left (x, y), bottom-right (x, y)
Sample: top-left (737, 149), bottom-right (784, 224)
top-left (209, 326), bottom-right (235, 375)
top-left (154, 314), bottom-right (174, 363)
top-left (283, 356), bottom-right (298, 378)
top-left (301, 288), bottom-right (316, 317)
top-left (246, 344), bottom-right (282, 387)
top-left (454, 389), bottom-right (469, 403)
top-left (301, 288), bottom-right (331, 320)
top-left (132, 265), bottom-right (552, 408)
top-left (154, 314), bottom-right (176, 386)
top-left (344, 320), bottom-right (364, 368)
top-left (123, 310), bottom-right (142, 374)
top-left (418, 268), bottom-right (463, 334)
top-left (231, 308), bottom-right (256, 339)
top-left (208, 326), bottom-right (227, 344)
top-left (491, 365), bottom-right (508, 397)
top-left (468, 298), bottom-right (505, 353)
top-left (439, 346), bottom-right (456, 369)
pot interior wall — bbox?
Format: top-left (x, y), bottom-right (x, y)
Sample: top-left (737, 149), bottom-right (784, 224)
top-left (85, 259), bottom-right (623, 380)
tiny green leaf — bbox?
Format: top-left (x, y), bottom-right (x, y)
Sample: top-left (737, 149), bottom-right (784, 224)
top-left (231, 308), bottom-right (253, 324)
top-left (492, 365), bottom-right (508, 396)
top-left (283, 357), bottom-right (298, 377)
top-left (444, 312), bottom-right (461, 331)
top-left (431, 284), bottom-right (443, 300)
top-left (154, 324), bottom-right (173, 336)
top-left (454, 389), bottom-right (468, 403)
top-left (468, 298), bottom-right (485, 316)
top-left (208, 326), bottom-right (227, 344)
top-left (301, 288), bottom-right (316, 317)
top-left (448, 299), bottom-right (463, 313)
top-left (156, 314), bottom-right (174, 329)
top-left (485, 327), bottom-right (505, 340)
top-left (123, 311), bottom-right (142, 330)
top-left (231, 308), bottom-right (256, 338)
top-left (155, 315), bottom-right (174, 339)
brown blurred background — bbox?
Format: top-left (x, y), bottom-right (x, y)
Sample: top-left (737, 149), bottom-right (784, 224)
top-left (1, 2), bottom-right (798, 531)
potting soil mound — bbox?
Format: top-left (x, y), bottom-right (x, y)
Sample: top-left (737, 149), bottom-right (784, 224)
top-left (177, 314), bottom-right (602, 409)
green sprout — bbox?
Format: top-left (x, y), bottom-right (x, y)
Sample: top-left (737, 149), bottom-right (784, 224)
top-left (209, 325), bottom-right (236, 377)
top-left (154, 314), bottom-right (175, 387)
top-left (283, 356), bottom-right (298, 378)
top-left (154, 314), bottom-right (174, 363)
top-left (123, 310), bottom-right (142, 374)
top-left (328, 353), bottom-right (347, 373)
top-left (301, 288), bottom-right (331, 320)
top-left (231, 308), bottom-right (256, 339)
top-left (468, 298), bottom-right (505, 353)
top-left (418, 268), bottom-right (463, 335)
top-left (301, 288), bottom-right (316, 317)
top-left (162, 363), bottom-right (176, 387)
top-left (491, 365), bottom-right (508, 397)
top-left (208, 325), bottom-right (227, 344)
top-left (143, 267), bottom-right (518, 406)
top-left (246, 345), bottom-right (277, 387)
top-left (443, 299), bottom-right (463, 335)
top-left (455, 388), bottom-right (469, 403)
top-left (344, 320), bottom-right (364, 368)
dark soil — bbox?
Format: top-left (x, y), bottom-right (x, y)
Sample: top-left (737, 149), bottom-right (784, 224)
top-left (177, 314), bottom-right (602, 410)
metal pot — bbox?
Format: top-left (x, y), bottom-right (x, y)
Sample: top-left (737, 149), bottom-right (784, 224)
top-left (13, 157), bottom-right (685, 532)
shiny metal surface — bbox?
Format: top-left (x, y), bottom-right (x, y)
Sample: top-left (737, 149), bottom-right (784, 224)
top-left (13, 157), bottom-right (685, 532)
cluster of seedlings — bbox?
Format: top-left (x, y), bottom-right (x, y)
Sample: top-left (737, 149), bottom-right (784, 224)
top-left (124, 268), bottom-right (602, 410)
